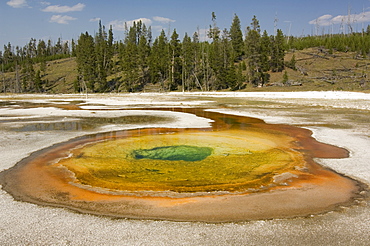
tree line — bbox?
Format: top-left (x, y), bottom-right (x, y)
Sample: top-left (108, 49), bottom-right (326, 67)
top-left (2, 14), bottom-right (370, 93)
top-left (288, 28), bottom-right (370, 56)
top-left (75, 14), bottom-right (286, 93)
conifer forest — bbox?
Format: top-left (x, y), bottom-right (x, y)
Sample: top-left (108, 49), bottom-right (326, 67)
top-left (2, 13), bottom-right (370, 93)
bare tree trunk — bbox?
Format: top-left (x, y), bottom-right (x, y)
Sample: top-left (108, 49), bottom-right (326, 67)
top-left (171, 49), bottom-right (175, 89)
top-left (193, 71), bottom-right (203, 91)
top-left (15, 64), bottom-right (21, 93)
top-left (80, 76), bottom-right (88, 99)
top-left (182, 57), bottom-right (185, 93)
top-left (2, 63), bottom-right (5, 93)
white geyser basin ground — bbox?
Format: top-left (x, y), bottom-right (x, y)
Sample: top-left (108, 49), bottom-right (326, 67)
top-left (0, 91), bottom-right (369, 245)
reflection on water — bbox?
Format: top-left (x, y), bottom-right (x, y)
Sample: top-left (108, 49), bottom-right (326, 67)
top-left (10, 115), bottom-right (172, 132)
top-left (16, 121), bottom-right (84, 131)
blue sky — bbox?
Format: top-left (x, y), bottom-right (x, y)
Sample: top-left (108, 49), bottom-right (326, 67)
top-left (2, 0), bottom-right (370, 49)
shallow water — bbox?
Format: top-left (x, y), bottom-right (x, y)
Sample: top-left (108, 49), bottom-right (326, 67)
top-left (9, 115), bottom-right (172, 132)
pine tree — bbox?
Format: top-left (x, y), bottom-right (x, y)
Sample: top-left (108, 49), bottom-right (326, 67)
top-left (46, 39), bottom-right (53, 56)
top-left (107, 25), bottom-right (114, 62)
top-left (220, 28), bottom-right (235, 89)
top-left (282, 70), bottom-right (289, 84)
top-left (94, 20), bottom-right (113, 92)
top-left (76, 31), bottom-right (96, 91)
top-left (137, 24), bottom-right (151, 89)
top-left (36, 40), bottom-right (47, 58)
top-left (149, 30), bottom-right (170, 91)
top-left (191, 30), bottom-right (206, 91)
top-left (207, 12), bottom-right (224, 89)
top-left (26, 38), bottom-right (37, 59)
top-left (20, 56), bottom-right (35, 92)
top-left (229, 14), bottom-right (244, 61)
top-left (288, 54), bottom-right (296, 70)
top-left (3, 43), bottom-right (14, 67)
top-left (260, 30), bottom-right (271, 72)
top-left (271, 29), bottom-right (285, 72)
top-left (71, 39), bottom-right (76, 56)
top-left (169, 29), bottom-right (182, 90)
top-left (182, 33), bottom-right (195, 91)
top-left (121, 22), bottom-right (140, 92)
top-left (62, 41), bottom-right (69, 55)
top-left (245, 16), bottom-right (263, 86)
top-left (55, 38), bottom-right (63, 55)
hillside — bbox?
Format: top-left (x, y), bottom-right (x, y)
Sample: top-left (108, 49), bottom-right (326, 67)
top-left (258, 47), bottom-right (370, 92)
top-left (1, 47), bottom-right (370, 93)
top-left (2, 57), bottom-right (78, 94)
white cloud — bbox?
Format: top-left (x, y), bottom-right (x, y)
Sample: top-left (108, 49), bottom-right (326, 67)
top-left (352, 11), bottom-right (370, 23)
top-left (127, 18), bottom-right (152, 27)
top-left (42, 3), bottom-right (85, 13)
top-left (7, 0), bottom-right (28, 8)
top-left (153, 16), bottom-right (175, 24)
top-left (309, 14), bottom-right (333, 26)
top-left (331, 15), bottom-right (346, 25)
top-left (309, 11), bottom-right (370, 26)
top-left (109, 18), bottom-right (152, 31)
top-left (90, 17), bottom-right (101, 22)
top-left (49, 15), bottom-right (77, 24)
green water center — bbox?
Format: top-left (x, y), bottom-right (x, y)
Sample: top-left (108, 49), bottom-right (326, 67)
top-left (132, 145), bottom-right (213, 162)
